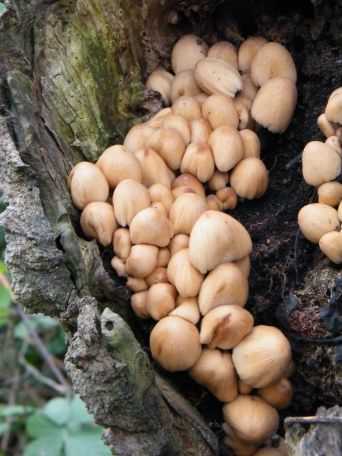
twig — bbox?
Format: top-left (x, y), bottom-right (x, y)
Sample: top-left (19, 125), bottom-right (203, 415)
top-left (285, 416), bottom-right (342, 427)
top-left (18, 358), bottom-right (68, 395)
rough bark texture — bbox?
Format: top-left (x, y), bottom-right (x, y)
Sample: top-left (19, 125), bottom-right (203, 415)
top-left (2, 0), bottom-right (342, 454)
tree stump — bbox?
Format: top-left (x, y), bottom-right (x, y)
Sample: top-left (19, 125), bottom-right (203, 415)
top-left (1, 0), bottom-right (342, 454)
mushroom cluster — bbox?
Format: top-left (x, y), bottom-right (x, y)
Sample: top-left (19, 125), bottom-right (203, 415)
top-left (67, 34), bottom-right (296, 455)
top-left (299, 88), bottom-right (342, 263)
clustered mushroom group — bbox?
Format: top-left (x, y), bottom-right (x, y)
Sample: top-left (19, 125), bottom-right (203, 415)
top-left (299, 88), bottom-right (342, 264)
top-left (68, 34), bottom-right (298, 455)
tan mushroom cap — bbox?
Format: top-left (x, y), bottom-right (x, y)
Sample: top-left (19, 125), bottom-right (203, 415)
top-left (190, 349), bottom-right (238, 402)
top-left (223, 423), bottom-right (258, 456)
top-left (251, 42), bottom-right (297, 86)
top-left (170, 70), bottom-right (201, 103)
top-left (172, 96), bottom-right (202, 121)
top-left (148, 108), bottom-right (173, 128)
top-left (238, 36), bottom-right (267, 73)
top-left (190, 118), bottom-right (212, 144)
top-left (232, 325), bottom-right (292, 388)
top-left (258, 378), bottom-right (293, 409)
top-left (169, 234), bottom-right (190, 256)
top-left (234, 96), bottom-right (255, 130)
top-left (80, 202), bottom-right (117, 247)
top-left (150, 316), bottom-right (202, 371)
top-left (146, 267), bottom-right (169, 286)
top-left (146, 283), bottom-right (177, 321)
top-left (126, 277), bottom-right (148, 292)
top-left (131, 291), bottom-right (149, 319)
top-left (240, 74), bottom-right (258, 102)
top-left (194, 58), bottom-right (242, 98)
top-left (69, 162), bottom-right (109, 210)
top-left (167, 248), bottom-right (204, 298)
top-left (326, 136), bottom-right (342, 156)
top-left (129, 206), bottom-right (173, 247)
top-left (318, 181), bottom-right (342, 206)
top-left (123, 123), bottom-right (156, 154)
top-left (172, 174), bottom-right (206, 197)
top-left (298, 203), bottom-right (340, 244)
top-left (200, 305), bottom-right (254, 349)
top-left (202, 94), bottom-right (239, 130)
top-left (208, 41), bottom-right (238, 68)
top-left (147, 128), bottom-right (186, 171)
top-left (230, 158), bottom-right (269, 199)
top-left (216, 187), bottom-right (238, 210)
top-left (169, 193), bottom-right (208, 235)
top-left (251, 77), bottom-right (297, 133)
top-left (171, 34), bottom-right (208, 74)
top-left (111, 256), bottom-right (127, 278)
top-left (207, 194), bottom-right (223, 211)
top-left (161, 114), bottom-right (191, 144)
top-left (209, 126), bottom-right (244, 172)
top-left (149, 184), bottom-right (174, 213)
top-left (317, 113), bottom-right (336, 138)
top-left (223, 395), bottom-right (279, 444)
top-left (189, 211), bottom-right (253, 274)
top-left (234, 256), bottom-right (251, 278)
top-left (325, 88), bottom-right (342, 124)
top-left (125, 244), bottom-right (159, 278)
top-left (319, 231), bottom-right (342, 264)
top-left (208, 171), bottom-right (229, 192)
top-left (113, 179), bottom-right (151, 227)
top-left (198, 264), bottom-right (249, 315)
top-left (146, 67), bottom-right (174, 105)
top-left (134, 148), bottom-right (174, 189)
top-left (180, 143), bottom-right (215, 183)
top-left (157, 248), bottom-right (171, 267)
top-left (240, 129), bottom-right (261, 159)
top-left (113, 228), bottom-right (131, 260)
top-left (238, 380), bottom-right (253, 395)
top-left (302, 141), bottom-right (341, 187)
top-left (170, 297), bottom-right (200, 325)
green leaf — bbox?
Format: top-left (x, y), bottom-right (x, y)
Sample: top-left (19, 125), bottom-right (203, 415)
top-left (24, 434), bottom-right (64, 456)
top-left (68, 396), bottom-right (93, 430)
top-left (64, 428), bottom-right (111, 456)
top-left (26, 413), bottom-right (59, 439)
top-left (43, 398), bottom-right (70, 426)
top-left (0, 405), bottom-right (34, 417)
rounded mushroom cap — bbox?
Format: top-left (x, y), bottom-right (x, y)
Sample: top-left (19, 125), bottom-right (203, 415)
top-left (162, 114), bottom-right (191, 144)
top-left (223, 395), bottom-right (279, 444)
top-left (147, 128), bottom-right (186, 170)
top-left (232, 325), bottom-right (292, 388)
top-left (258, 378), bottom-right (293, 409)
top-left (250, 42), bottom-right (297, 86)
top-left (146, 283), bottom-right (177, 321)
top-left (302, 141), bottom-right (341, 187)
top-left (134, 147), bottom-right (174, 189)
top-left (252, 78), bottom-right (297, 133)
top-left (230, 158), bottom-right (269, 199)
top-left (131, 291), bottom-right (149, 319)
top-left (190, 349), bottom-right (238, 402)
top-left (223, 424), bottom-right (258, 456)
top-left (80, 202), bottom-right (117, 246)
top-left (325, 88), bottom-right (342, 124)
top-left (208, 171), bottom-right (229, 192)
top-left (149, 316), bottom-right (202, 371)
top-left (198, 264), bottom-right (249, 315)
top-left (129, 206), bottom-right (173, 247)
top-left (202, 94), bottom-right (239, 130)
top-left (126, 244), bottom-right (159, 278)
top-left (240, 74), bottom-right (258, 102)
top-left (208, 41), bottom-right (238, 68)
top-left (172, 173), bottom-right (206, 197)
top-left (172, 96), bottom-right (202, 121)
top-left (318, 181), bottom-right (342, 207)
top-left (169, 233), bottom-right (190, 255)
top-left (124, 123), bottom-right (156, 154)
top-left (240, 129), bottom-right (261, 159)
top-left (209, 126), bottom-right (244, 172)
top-left (317, 113), bottom-right (336, 138)
top-left (200, 305), bottom-right (254, 349)
top-left (190, 118), bottom-right (212, 144)
top-left (170, 70), bottom-right (201, 103)
top-left (167, 248), bottom-right (204, 297)
top-left (298, 203), bottom-right (339, 244)
top-left (180, 143), bottom-right (215, 183)
top-left (234, 256), bottom-right (251, 278)
top-left (113, 228), bottom-right (131, 260)
top-left (216, 187), bottom-right (238, 210)
top-left (189, 211), bottom-right (253, 274)
top-left (113, 179), bottom-right (151, 227)
top-left (149, 184), bottom-right (174, 213)
top-left (238, 36), bottom-right (267, 73)
top-left (148, 108), bottom-right (173, 127)
top-left (169, 193), bottom-right (208, 235)
top-left (171, 34), bottom-right (208, 74)
top-left (146, 67), bottom-right (174, 105)
top-left (319, 231), bottom-right (342, 264)
top-left (170, 297), bottom-right (200, 325)
top-left (146, 267), bottom-right (169, 286)
top-left (194, 58), bottom-right (242, 98)
top-left (69, 162), bottom-right (109, 210)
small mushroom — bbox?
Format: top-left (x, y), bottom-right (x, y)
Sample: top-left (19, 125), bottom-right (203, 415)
top-left (202, 94), bottom-right (239, 130)
top-left (147, 128), bottom-right (186, 170)
top-left (298, 203), bottom-right (340, 244)
top-left (190, 118), bottom-right (212, 144)
top-left (240, 129), bottom-right (261, 159)
top-left (169, 193), bottom-right (207, 235)
top-left (123, 123), bottom-right (156, 154)
top-left (250, 42), bottom-right (297, 86)
top-left (208, 171), bottom-right (229, 192)
top-left (113, 179), bottom-right (151, 227)
top-left (172, 96), bottom-right (202, 121)
top-left (171, 34), bottom-right (208, 74)
top-left (318, 181), bottom-right (342, 206)
top-left (150, 316), bottom-right (202, 371)
top-left (258, 378), bottom-right (293, 410)
top-left (111, 256), bottom-right (127, 277)
top-left (200, 305), bottom-right (254, 349)
top-left (146, 67), bottom-right (174, 105)
top-left (317, 113), bottom-right (336, 138)
top-left (234, 96), bottom-right (254, 130)
top-left (149, 184), bottom-right (174, 213)
top-left (190, 349), bottom-right (238, 402)
top-left (238, 36), bottom-right (267, 73)
top-left (131, 291), bottom-right (149, 319)
top-left (223, 395), bottom-right (279, 444)
top-left (216, 187), bottom-right (238, 210)
top-left (180, 143), bottom-right (215, 183)
top-left (157, 248), bottom-right (171, 267)
top-left (162, 114), bottom-right (191, 144)
top-left (129, 206), bottom-right (173, 247)
top-left (234, 256), bottom-right (251, 278)
top-left (170, 70), bottom-right (201, 103)
top-left (209, 126), bottom-right (244, 172)
top-left (170, 297), bottom-right (200, 324)
top-left (206, 195), bottom-right (223, 211)
top-left (232, 325), bottom-right (292, 388)
top-left (126, 277), bottom-right (148, 292)
top-left (69, 162), bottom-right (109, 210)
top-left (172, 174), bottom-right (206, 197)
top-left (208, 41), bottom-right (238, 68)
top-left (223, 426), bottom-right (258, 456)
top-left (167, 248), bottom-right (204, 298)
top-left (319, 231), bottom-right (342, 264)
top-left (302, 141), bottom-right (341, 187)
top-left (194, 57), bottom-right (242, 97)
top-left (230, 158), bottom-right (269, 199)
top-left (251, 77), bottom-right (297, 133)
top-left (134, 148), bottom-right (174, 189)
top-left (240, 74), bottom-right (258, 103)
top-left (198, 263), bottom-right (249, 315)
top-left (325, 87), bottom-right (342, 124)
top-left (96, 145), bottom-right (142, 188)
top-left (113, 228), bottom-right (131, 259)
top-left (146, 283), bottom-right (177, 320)
top-left (148, 108), bottom-right (173, 127)
top-left (325, 136), bottom-right (342, 156)
top-left (80, 202), bottom-right (117, 246)
top-left (169, 234), bottom-right (190, 255)
top-left (126, 244), bottom-right (159, 278)
top-left (239, 381), bottom-right (253, 395)
top-left (189, 211), bottom-right (253, 274)
top-left (146, 267), bottom-right (169, 286)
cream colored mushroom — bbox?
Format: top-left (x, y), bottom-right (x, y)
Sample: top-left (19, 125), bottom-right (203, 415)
top-left (167, 248), bottom-right (203, 297)
top-left (170, 70), bottom-right (201, 103)
top-left (146, 67), bottom-right (174, 105)
top-left (190, 349), bottom-right (238, 402)
top-left (161, 114), bottom-right (191, 144)
top-left (69, 162), bottom-right (109, 210)
top-left (147, 128), bottom-right (186, 170)
top-left (209, 126), bottom-right (244, 172)
top-left (234, 256), bottom-right (251, 278)
top-left (157, 248), bottom-right (171, 267)
top-left (126, 277), bottom-right (148, 292)
top-left (113, 228), bottom-right (131, 260)
top-left (113, 179), bottom-right (151, 226)
top-left (317, 113), bottom-right (336, 138)
top-left (206, 195), bottom-right (223, 211)
top-left (170, 297), bottom-right (200, 324)
top-left (131, 291), bottom-right (149, 319)
top-left (111, 256), bottom-right (127, 278)
top-left (202, 95), bottom-right (239, 130)
top-left (80, 202), bottom-right (117, 246)
top-left (223, 427), bottom-right (258, 456)
top-left (326, 136), bottom-right (342, 156)
top-left (123, 123), bottom-right (156, 154)
top-left (258, 378), bottom-right (293, 409)
top-left (149, 184), bottom-right (174, 213)
top-left (169, 234), bottom-right (190, 255)
top-left (230, 158), bottom-right (269, 199)
top-left (250, 42), bottom-right (297, 86)
top-left (189, 211), bottom-right (253, 274)
top-left (298, 203), bottom-right (339, 244)
top-left (216, 187), bottom-right (238, 210)
top-left (239, 381), bottom-right (253, 395)
top-left (146, 267), bottom-right (169, 286)
top-left (240, 74), bottom-right (258, 103)
top-left (148, 108), bottom-right (173, 128)
top-left (319, 231), bottom-right (342, 264)
top-left (172, 96), bottom-right (202, 121)
top-left (251, 78), bottom-right (297, 133)
top-left (325, 87), bottom-right (342, 124)
top-left (238, 36), bottom-right (267, 73)
top-left (129, 206), bottom-right (173, 247)
top-left (146, 283), bottom-right (177, 320)
top-left (180, 143), bottom-right (215, 182)
top-left (240, 129), bottom-right (261, 159)
top-left (200, 305), bottom-right (254, 349)
top-left (150, 316), bottom-right (202, 371)
top-left (208, 41), bottom-right (238, 68)
top-left (125, 244), bottom-right (159, 278)
top-left (190, 118), bottom-right (212, 144)
top-left (134, 148), bottom-right (174, 189)
top-left (208, 171), bottom-right (229, 192)
top-left (234, 96), bottom-right (254, 130)
top-left (318, 181), bottom-right (342, 206)
top-left (169, 193), bottom-right (207, 235)
top-left (302, 141), bottom-right (341, 187)
top-left (171, 34), bottom-right (208, 74)
top-left (232, 325), bottom-right (292, 388)
top-left (172, 174), bottom-right (206, 197)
